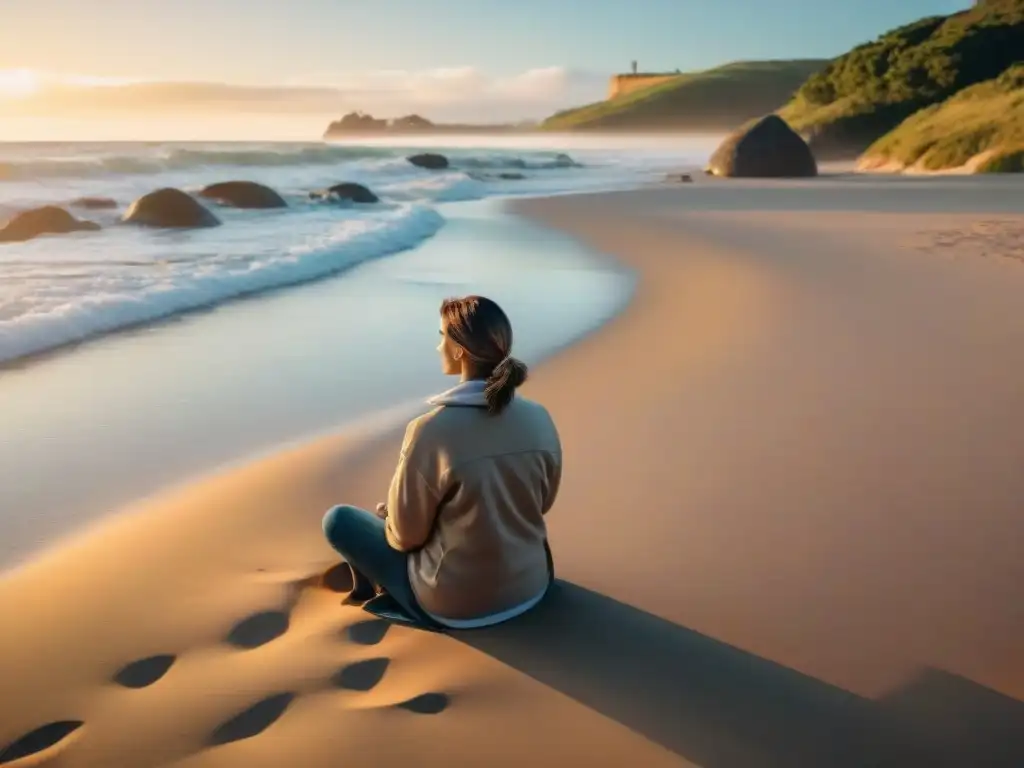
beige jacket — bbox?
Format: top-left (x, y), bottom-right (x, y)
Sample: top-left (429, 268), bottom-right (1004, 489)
top-left (384, 380), bottom-right (562, 621)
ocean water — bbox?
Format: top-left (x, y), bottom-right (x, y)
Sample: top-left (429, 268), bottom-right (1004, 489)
top-left (0, 135), bottom-right (720, 366)
top-left (0, 196), bottom-right (638, 570)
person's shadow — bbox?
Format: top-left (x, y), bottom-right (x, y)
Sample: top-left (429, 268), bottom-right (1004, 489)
top-left (454, 581), bottom-right (1024, 768)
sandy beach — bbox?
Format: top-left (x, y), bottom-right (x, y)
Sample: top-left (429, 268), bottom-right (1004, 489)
top-left (3, 174), bottom-right (1024, 767)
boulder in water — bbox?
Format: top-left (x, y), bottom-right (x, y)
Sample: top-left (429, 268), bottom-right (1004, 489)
top-left (198, 181), bottom-right (287, 209)
top-left (407, 153), bottom-right (449, 170)
top-left (309, 182), bottom-right (379, 204)
top-left (0, 206), bottom-right (100, 243)
top-left (122, 188), bottom-right (221, 228)
top-left (70, 196), bottom-right (118, 210)
top-left (706, 115), bottom-right (817, 178)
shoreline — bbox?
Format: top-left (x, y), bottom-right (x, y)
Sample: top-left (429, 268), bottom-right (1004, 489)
top-left (0, 228), bottom-right (436, 374)
top-left (2, 136), bottom-right (710, 369)
top-left (3, 177), bottom-right (1024, 766)
top-left (0, 197), bottom-right (633, 574)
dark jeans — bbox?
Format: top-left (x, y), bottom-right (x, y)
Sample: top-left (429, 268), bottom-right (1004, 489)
top-left (322, 505), bottom-right (437, 627)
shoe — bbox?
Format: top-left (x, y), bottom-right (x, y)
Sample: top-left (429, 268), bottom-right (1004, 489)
top-left (340, 564), bottom-right (377, 604)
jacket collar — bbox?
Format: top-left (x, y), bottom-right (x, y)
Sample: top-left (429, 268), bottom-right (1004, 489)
top-left (427, 379), bottom-right (489, 408)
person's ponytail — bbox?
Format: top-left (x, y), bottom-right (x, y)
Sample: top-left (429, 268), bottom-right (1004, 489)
top-left (484, 356), bottom-right (528, 414)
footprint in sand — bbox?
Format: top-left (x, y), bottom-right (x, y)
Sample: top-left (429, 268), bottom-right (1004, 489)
top-left (208, 693), bottom-right (295, 746)
top-left (227, 565), bottom-right (342, 650)
top-left (113, 654), bottom-right (177, 689)
top-left (346, 619), bottom-right (391, 646)
top-left (326, 658), bottom-right (449, 714)
top-left (320, 562), bottom-right (355, 593)
top-left (395, 693), bottom-right (450, 715)
top-left (330, 658), bottom-right (390, 692)
top-left (224, 562), bottom-right (382, 653)
top-left (253, 563), bottom-right (353, 592)
top-left (0, 721), bottom-right (84, 764)
top-left (225, 610), bottom-right (290, 650)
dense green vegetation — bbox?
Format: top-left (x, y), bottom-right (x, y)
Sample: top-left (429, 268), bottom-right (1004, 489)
top-left (861, 64), bottom-right (1024, 170)
top-left (541, 60), bottom-right (828, 131)
top-left (779, 0), bottom-right (1024, 157)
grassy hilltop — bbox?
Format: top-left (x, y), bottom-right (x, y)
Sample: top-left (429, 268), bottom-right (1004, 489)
top-left (860, 63), bottom-right (1024, 172)
top-left (541, 60), bottom-right (828, 132)
top-left (537, 1), bottom-right (1024, 172)
top-left (778, 0), bottom-right (1024, 158)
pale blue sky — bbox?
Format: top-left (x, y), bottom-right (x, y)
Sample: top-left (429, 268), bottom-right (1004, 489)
top-left (2, 0), bottom-right (970, 82)
top-left (0, 0), bottom-right (973, 138)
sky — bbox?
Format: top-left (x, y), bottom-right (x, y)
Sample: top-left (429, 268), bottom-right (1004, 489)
top-left (0, 0), bottom-right (971, 140)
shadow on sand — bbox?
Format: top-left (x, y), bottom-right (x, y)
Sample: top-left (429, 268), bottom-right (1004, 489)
top-left (455, 581), bottom-right (1024, 768)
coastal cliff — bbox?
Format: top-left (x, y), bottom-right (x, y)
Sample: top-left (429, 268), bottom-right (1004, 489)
top-left (607, 73), bottom-right (680, 99)
top-left (542, 60), bottom-right (827, 132)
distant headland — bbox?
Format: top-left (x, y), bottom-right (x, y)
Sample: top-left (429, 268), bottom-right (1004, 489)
top-left (322, 60), bottom-right (830, 140)
top-left (323, 2), bottom-right (1024, 179)
top-left (322, 112), bottom-right (532, 139)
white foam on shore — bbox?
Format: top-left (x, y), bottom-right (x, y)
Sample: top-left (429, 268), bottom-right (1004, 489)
top-left (0, 204), bottom-right (444, 364)
top-left (1, 138), bottom-right (715, 366)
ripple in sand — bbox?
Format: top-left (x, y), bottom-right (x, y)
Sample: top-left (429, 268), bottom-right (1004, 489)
top-left (0, 721), bottom-right (84, 764)
top-left (208, 693), bottom-right (295, 746)
top-left (113, 654), bottom-right (176, 688)
top-left (330, 658), bottom-right (390, 692)
top-left (396, 693), bottom-right (450, 715)
top-left (346, 619), bottom-right (390, 646)
top-left (225, 610), bottom-right (289, 650)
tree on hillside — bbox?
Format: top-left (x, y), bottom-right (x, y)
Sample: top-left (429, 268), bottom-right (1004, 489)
top-left (784, 0), bottom-right (1024, 155)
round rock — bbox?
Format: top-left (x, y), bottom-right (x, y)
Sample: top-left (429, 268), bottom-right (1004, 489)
top-left (122, 188), bottom-right (221, 228)
top-left (198, 181), bottom-right (287, 209)
top-left (706, 115), bottom-right (817, 178)
top-left (70, 196), bottom-right (118, 210)
top-left (407, 153), bottom-right (449, 170)
top-left (0, 206), bottom-right (100, 243)
top-left (309, 182), bottom-right (379, 204)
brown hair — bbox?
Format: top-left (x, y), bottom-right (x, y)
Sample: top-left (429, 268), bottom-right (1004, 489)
top-left (440, 295), bottom-right (528, 414)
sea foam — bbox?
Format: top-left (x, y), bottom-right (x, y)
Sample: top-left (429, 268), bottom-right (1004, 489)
top-left (0, 204), bottom-right (444, 363)
top-left (0, 138), bottom-right (713, 364)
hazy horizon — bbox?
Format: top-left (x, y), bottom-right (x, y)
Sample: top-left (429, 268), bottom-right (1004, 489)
top-left (1, 0), bottom-right (970, 141)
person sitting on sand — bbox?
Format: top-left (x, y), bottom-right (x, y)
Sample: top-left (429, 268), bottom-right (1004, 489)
top-left (322, 295), bottom-right (562, 630)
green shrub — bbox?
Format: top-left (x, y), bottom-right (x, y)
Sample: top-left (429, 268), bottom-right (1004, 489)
top-left (780, 1), bottom-right (1024, 155)
top-left (862, 63), bottom-right (1024, 170)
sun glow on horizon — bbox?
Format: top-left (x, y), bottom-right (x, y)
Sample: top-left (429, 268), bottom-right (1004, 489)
top-left (0, 69), bottom-right (144, 99)
top-left (0, 65), bottom-right (608, 141)
top-left (0, 69), bottom-right (40, 98)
